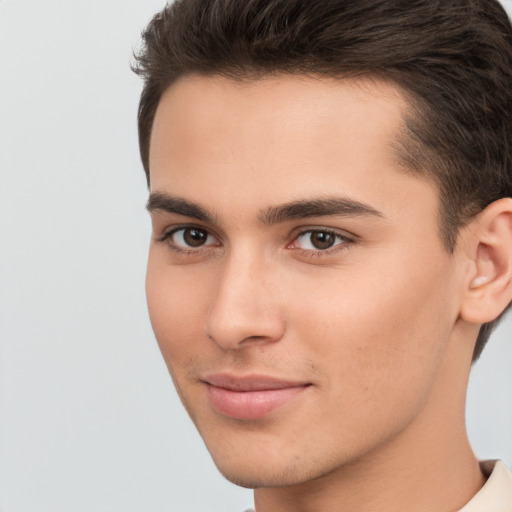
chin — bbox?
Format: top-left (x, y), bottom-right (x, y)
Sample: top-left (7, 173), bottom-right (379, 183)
top-left (205, 437), bottom-right (339, 490)
top-left (213, 460), bottom-right (315, 489)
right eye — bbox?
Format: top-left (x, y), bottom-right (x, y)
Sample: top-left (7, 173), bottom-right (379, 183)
top-left (167, 227), bottom-right (219, 249)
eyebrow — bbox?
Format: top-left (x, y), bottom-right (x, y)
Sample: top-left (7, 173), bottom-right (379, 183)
top-left (259, 197), bottom-right (384, 225)
top-left (146, 192), bottom-right (214, 222)
top-left (146, 192), bottom-right (384, 225)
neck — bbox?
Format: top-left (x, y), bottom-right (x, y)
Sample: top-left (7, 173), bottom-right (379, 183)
top-left (254, 438), bottom-right (483, 512)
top-left (254, 330), bottom-right (485, 512)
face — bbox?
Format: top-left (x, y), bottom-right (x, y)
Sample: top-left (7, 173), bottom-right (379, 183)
top-left (146, 75), bottom-right (465, 488)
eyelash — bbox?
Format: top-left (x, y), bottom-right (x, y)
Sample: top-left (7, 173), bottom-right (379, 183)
top-left (289, 229), bottom-right (353, 258)
top-left (157, 225), bottom-right (219, 256)
top-left (157, 225), bottom-right (354, 258)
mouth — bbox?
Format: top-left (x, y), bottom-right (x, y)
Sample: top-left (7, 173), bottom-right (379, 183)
top-left (202, 374), bottom-right (311, 420)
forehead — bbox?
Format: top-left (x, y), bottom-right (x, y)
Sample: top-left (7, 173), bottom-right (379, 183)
top-left (150, 73), bottom-right (408, 172)
top-left (149, 73), bottom-right (437, 227)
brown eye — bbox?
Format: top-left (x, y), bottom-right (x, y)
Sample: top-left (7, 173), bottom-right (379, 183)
top-left (293, 230), bottom-right (349, 252)
top-left (309, 231), bottom-right (335, 250)
top-left (183, 228), bottom-right (208, 247)
top-left (170, 227), bottom-right (217, 249)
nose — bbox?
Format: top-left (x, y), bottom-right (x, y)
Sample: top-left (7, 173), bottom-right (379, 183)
top-left (205, 251), bottom-right (285, 350)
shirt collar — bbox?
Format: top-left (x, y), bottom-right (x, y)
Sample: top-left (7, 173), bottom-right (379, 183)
top-left (457, 460), bottom-right (512, 511)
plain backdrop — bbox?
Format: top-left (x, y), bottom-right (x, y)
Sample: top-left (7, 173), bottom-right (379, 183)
top-left (0, 1), bottom-right (511, 511)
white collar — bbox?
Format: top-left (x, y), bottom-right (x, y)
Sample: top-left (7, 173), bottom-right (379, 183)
top-left (457, 460), bottom-right (512, 511)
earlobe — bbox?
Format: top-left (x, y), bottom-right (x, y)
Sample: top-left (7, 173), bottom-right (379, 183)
top-left (460, 198), bottom-right (512, 325)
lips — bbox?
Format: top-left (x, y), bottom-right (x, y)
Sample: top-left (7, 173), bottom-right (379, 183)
top-left (203, 374), bottom-right (310, 420)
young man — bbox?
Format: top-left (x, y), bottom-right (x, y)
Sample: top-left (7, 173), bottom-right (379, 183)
top-left (134, 1), bottom-right (512, 510)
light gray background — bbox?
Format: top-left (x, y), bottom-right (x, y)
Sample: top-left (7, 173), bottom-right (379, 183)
top-left (0, 1), bottom-right (511, 511)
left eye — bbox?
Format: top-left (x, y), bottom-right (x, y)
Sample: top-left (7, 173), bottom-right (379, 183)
top-left (292, 230), bottom-right (347, 251)
top-left (170, 227), bottom-right (218, 248)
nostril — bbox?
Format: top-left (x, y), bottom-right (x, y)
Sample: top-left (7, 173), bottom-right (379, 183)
top-left (206, 331), bottom-right (281, 350)
top-left (205, 309), bottom-right (285, 349)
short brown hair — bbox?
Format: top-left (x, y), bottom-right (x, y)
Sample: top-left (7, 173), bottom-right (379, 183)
top-left (133, 0), bottom-right (512, 360)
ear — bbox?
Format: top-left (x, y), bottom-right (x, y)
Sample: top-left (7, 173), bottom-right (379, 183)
top-left (460, 198), bottom-right (512, 325)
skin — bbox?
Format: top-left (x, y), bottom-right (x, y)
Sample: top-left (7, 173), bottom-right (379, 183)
top-left (146, 74), bottom-right (509, 512)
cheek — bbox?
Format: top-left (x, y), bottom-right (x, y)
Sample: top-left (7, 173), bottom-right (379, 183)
top-left (287, 253), bottom-right (455, 409)
top-left (145, 251), bottom-right (212, 368)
